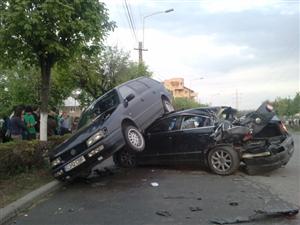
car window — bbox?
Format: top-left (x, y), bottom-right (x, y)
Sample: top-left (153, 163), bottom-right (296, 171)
top-left (181, 115), bottom-right (213, 129)
top-left (118, 86), bottom-right (135, 99)
top-left (128, 81), bottom-right (148, 93)
top-left (149, 117), bottom-right (178, 133)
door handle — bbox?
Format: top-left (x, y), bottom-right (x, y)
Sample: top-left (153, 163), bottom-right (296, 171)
top-left (141, 98), bottom-right (144, 102)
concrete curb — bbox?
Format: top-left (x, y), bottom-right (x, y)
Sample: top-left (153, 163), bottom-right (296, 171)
top-left (0, 180), bottom-right (62, 225)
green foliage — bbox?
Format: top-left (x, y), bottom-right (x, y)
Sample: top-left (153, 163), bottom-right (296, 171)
top-left (66, 46), bottom-right (152, 107)
top-left (0, 63), bottom-right (74, 116)
top-left (173, 97), bottom-right (207, 110)
top-left (0, 134), bottom-right (70, 177)
top-left (271, 93), bottom-right (300, 116)
top-left (0, 0), bottom-right (115, 67)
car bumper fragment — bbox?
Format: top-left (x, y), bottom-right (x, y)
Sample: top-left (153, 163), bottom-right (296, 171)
top-left (243, 135), bottom-right (294, 172)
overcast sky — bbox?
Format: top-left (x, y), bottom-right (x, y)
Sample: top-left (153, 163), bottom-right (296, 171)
top-left (102, 0), bottom-right (299, 110)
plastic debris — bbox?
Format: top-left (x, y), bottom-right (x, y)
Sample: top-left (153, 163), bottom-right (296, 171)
top-left (229, 202), bottom-right (239, 206)
top-left (150, 182), bottom-right (159, 187)
top-left (156, 210), bottom-right (171, 217)
top-left (189, 207), bottom-right (203, 212)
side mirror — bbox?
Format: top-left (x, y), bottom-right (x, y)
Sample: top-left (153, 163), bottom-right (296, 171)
top-left (124, 93), bottom-right (135, 107)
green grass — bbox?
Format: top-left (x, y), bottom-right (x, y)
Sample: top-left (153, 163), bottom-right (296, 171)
top-left (0, 169), bottom-right (52, 208)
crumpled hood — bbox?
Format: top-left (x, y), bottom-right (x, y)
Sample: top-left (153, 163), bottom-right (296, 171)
top-left (240, 102), bottom-right (276, 134)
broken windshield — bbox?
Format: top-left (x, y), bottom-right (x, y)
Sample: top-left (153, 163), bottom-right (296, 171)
top-left (77, 89), bottom-right (120, 129)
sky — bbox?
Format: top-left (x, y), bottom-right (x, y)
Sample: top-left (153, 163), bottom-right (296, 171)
top-left (101, 0), bottom-right (299, 110)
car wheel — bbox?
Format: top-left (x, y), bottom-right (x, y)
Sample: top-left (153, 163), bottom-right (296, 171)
top-left (114, 148), bottom-right (137, 168)
top-left (124, 125), bottom-right (145, 152)
top-left (162, 98), bottom-right (174, 113)
top-left (208, 146), bottom-right (240, 175)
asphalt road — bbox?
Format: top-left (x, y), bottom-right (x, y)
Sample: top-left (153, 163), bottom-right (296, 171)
top-left (5, 134), bottom-right (300, 225)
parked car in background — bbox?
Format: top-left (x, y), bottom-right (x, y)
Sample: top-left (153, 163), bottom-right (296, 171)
top-left (113, 102), bottom-right (294, 175)
top-left (49, 77), bottom-right (174, 181)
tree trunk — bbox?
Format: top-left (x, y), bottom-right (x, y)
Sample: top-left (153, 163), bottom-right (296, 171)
top-left (40, 56), bottom-right (51, 141)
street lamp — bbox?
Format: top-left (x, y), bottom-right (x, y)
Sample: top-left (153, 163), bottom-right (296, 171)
top-left (142, 8), bottom-right (174, 48)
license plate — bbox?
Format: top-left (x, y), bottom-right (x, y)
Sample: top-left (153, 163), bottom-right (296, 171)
top-left (64, 156), bottom-right (86, 172)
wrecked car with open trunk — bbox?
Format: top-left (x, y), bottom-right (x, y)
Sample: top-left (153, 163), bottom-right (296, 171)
top-left (114, 102), bottom-right (294, 175)
top-left (49, 77), bottom-right (174, 181)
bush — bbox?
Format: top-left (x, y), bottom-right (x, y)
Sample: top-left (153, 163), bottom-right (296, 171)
top-left (173, 97), bottom-right (207, 110)
top-left (0, 135), bottom-right (71, 178)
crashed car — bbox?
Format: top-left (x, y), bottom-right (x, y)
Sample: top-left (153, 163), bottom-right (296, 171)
top-left (113, 102), bottom-right (294, 175)
top-left (49, 77), bottom-right (174, 181)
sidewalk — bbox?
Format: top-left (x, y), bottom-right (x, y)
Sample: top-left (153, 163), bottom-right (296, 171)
top-left (0, 180), bottom-right (62, 225)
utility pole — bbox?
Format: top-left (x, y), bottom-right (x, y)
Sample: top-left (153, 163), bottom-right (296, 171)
top-left (134, 41), bottom-right (147, 65)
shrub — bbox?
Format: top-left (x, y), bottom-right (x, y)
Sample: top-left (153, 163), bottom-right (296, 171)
top-left (0, 135), bottom-right (71, 178)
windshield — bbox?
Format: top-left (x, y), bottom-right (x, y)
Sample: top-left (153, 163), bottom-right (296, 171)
top-left (77, 89), bottom-right (120, 129)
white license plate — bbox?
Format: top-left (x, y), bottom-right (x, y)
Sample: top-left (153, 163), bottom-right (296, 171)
top-left (64, 156), bottom-right (86, 172)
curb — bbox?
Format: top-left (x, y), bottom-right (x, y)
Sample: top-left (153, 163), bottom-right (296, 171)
top-left (0, 180), bottom-right (62, 225)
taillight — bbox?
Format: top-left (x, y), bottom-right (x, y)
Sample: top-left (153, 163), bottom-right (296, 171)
top-left (279, 122), bottom-right (288, 133)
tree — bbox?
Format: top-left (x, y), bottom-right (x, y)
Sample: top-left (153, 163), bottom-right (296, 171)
top-left (271, 93), bottom-right (300, 116)
top-left (0, 63), bottom-right (74, 117)
top-left (67, 46), bottom-right (152, 107)
top-left (0, 0), bottom-right (114, 140)
top-left (173, 97), bottom-right (207, 110)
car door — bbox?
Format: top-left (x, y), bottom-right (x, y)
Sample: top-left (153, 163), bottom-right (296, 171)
top-left (118, 85), bottom-right (141, 122)
top-left (127, 81), bottom-right (152, 129)
top-left (138, 116), bottom-right (179, 164)
top-left (172, 115), bottom-right (215, 164)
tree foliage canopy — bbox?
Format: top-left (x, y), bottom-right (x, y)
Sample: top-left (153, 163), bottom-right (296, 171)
top-left (0, 0), bottom-right (115, 67)
top-left (65, 46), bottom-right (152, 107)
top-left (271, 93), bottom-right (300, 116)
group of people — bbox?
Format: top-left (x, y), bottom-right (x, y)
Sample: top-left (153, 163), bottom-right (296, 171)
top-left (0, 106), bottom-right (76, 142)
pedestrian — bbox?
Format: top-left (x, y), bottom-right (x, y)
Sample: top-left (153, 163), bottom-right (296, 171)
top-left (10, 107), bottom-right (27, 141)
top-left (59, 112), bottom-right (71, 135)
top-left (23, 106), bottom-right (37, 140)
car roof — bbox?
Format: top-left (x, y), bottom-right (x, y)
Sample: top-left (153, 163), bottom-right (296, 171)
top-left (115, 76), bottom-right (161, 89)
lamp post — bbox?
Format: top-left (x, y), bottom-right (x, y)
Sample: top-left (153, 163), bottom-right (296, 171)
top-left (189, 77), bottom-right (204, 100)
top-left (142, 8), bottom-right (174, 48)
top-left (135, 8), bottom-right (174, 65)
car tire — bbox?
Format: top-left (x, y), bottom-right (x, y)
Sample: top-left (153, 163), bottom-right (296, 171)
top-left (124, 125), bottom-right (145, 152)
top-left (208, 146), bottom-right (240, 175)
top-left (113, 148), bottom-right (137, 168)
top-left (162, 98), bottom-right (174, 113)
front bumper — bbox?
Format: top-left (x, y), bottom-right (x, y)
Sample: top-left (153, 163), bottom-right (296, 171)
top-left (243, 135), bottom-right (294, 173)
top-left (50, 131), bottom-right (124, 180)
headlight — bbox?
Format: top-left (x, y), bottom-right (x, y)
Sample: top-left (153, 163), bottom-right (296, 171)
top-left (86, 129), bottom-right (107, 147)
top-left (51, 157), bottom-right (61, 167)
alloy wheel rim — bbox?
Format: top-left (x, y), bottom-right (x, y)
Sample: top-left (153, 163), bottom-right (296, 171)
top-left (128, 128), bottom-right (143, 149)
top-left (211, 150), bottom-right (232, 172)
top-left (120, 150), bottom-right (135, 166)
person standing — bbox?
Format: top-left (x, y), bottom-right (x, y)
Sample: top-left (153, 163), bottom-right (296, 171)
top-left (59, 112), bottom-right (71, 135)
top-left (10, 107), bottom-right (27, 141)
top-left (23, 106), bottom-right (37, 140)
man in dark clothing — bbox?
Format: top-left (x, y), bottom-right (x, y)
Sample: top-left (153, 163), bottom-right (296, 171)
top-left (10, 108), bottom-right (27, 140)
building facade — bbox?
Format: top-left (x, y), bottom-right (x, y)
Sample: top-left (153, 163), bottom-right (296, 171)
top-left (163, 78), bottom-right (197, 100)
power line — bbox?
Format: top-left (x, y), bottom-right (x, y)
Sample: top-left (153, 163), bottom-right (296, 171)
top-left (123, 0), bottom-right (138, 42)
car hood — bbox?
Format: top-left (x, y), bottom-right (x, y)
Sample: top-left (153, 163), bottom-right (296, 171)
top-left (50, 115), bottom-right (106, 159)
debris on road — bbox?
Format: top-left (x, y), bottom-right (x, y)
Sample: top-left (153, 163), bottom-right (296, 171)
top-left (150, 182), bottom-right (159, 187)
top-left (163, 196), bottom-right (186, 199)
top-left (210, 206), bottom-right (299, 224)
top-left (156, 210), bottom-right (171, 217)
top-left (229, 202), bottom-right (239, 206)
top-left (189, 206), bottom-right (203, 212)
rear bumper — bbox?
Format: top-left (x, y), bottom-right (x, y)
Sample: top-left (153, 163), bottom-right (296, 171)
top-left (243, 135), bottom-right (294, 172)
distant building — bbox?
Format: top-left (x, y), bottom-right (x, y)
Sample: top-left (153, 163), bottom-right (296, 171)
top-left (163, 78), bottom-right (197, 100)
